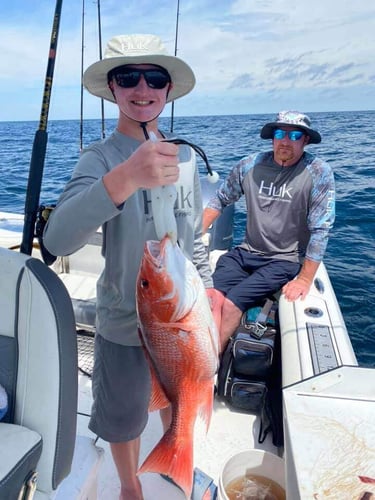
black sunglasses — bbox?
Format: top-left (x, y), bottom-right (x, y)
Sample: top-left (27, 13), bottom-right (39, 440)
top-left (109, 67), bottom-right (171, 90)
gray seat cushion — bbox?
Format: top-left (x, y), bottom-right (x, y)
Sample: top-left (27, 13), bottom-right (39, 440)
top-left (0, 423), bottom-right (42, 499)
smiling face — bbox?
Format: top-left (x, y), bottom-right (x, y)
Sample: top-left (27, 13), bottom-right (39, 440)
top-left (109, 64), bottom-right (173, 138)
top-left (272, 126), bottom-right (310, 166)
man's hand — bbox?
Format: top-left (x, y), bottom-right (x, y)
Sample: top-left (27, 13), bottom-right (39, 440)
top-left (103, 140), bottom-right (179, 206)
top-left (282, 275), bottom-right (311, 301)
top-left (202, 207), bottom-right (220, 234)
top-left (282, 258), bottom-right (320, 301)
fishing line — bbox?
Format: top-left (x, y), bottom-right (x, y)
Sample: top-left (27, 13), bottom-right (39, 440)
top-left (140, 121), bottom-right (220, 183)
top-left (167, 138), bottom-right (219, 182)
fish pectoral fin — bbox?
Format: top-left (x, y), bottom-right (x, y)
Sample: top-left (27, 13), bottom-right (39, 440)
top-left (198, 378), bottom-right (215, 432)
top-left (157, 322), bottom-right (187, 330)
top-left (149, 361), bottom-right (170, 411)
top-left (149, 385), bottom-right (170, 412)
top-left (143, 345), bottom-right (170, 412)
top-left (156, 323), bottom-right (192, 338)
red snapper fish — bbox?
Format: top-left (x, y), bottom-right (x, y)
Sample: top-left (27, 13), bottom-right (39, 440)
top-left (136, 235), bottom-right (219, 498)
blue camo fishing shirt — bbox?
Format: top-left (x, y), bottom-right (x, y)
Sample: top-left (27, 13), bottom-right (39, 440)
top-left (207, 151), bottom-right (335, 263)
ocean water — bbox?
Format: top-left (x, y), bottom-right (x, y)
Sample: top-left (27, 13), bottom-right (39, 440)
top-left (0, 111), bottom-right (374, 367)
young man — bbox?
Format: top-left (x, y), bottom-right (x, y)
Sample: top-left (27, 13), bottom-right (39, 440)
top-left (203, 110), bottom-right (335, 351)
top-left (44, 34), bottom-right (218, 500)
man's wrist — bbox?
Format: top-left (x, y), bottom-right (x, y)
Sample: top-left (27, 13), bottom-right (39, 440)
top-left (296, 274), bottom-right (313, 285)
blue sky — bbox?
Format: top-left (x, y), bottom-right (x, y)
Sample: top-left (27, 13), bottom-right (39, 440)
top-left (1, 0), bottom-right (375, 121)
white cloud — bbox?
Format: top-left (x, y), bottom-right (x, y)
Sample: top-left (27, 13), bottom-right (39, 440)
top-left (0, 0), bottom-right (374, 120)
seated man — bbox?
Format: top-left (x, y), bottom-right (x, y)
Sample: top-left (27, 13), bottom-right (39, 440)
top-left (203, 110), bottom-right (335, 351)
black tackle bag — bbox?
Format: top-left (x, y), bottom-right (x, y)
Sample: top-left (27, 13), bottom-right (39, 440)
top-left (217, 298), bottom-right (284, 446)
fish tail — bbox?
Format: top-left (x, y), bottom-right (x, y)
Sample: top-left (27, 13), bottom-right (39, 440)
top-left (138, 428), bottom-right (194, 498)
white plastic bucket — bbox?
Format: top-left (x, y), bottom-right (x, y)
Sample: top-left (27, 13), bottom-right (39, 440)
top-left (217, 449), bottom-right (285, 500)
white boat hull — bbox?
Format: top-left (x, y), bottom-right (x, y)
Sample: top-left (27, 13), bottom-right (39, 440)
top-left (0, 210), bottom-right (373, 499)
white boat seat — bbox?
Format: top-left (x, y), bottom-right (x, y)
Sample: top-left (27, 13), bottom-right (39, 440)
top-left (0, 247), bottom-right (78, 498)
top-left (0, 423), bottom-right (42, 498)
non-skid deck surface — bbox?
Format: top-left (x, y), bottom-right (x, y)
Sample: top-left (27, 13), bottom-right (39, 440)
top-left (77, 372), bottom-right (279, 499)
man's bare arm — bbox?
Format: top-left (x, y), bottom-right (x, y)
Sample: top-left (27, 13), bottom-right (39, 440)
top-left (202, 207), bottom-right (221, 234)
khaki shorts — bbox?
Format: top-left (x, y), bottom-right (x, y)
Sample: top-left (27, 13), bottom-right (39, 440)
top-left (88, 333), bottom-right (151, 443)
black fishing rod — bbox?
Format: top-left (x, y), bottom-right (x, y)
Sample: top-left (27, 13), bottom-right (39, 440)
top-left (170, 0), bottom-right (180, 133)
top-left (20, 0), bottom-right (63, 255)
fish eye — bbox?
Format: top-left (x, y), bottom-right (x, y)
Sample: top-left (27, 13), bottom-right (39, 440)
top-left (140, 279), bottom-right (149, 288)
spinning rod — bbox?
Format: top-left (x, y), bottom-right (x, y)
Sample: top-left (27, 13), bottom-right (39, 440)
top-left (80, 0), bottom-right (105, 149)
top-left (20, 0), bottom-right (63, 256)
top-left (170, 0), bottom-right (180, 133)
top-left (167, 1), bottom-right (219, 182)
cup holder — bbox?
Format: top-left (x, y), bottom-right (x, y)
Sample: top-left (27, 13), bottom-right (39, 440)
top-left (304, 307), bottom-right (323, 318)
top-left (314, 277), bottom-right (325, 294)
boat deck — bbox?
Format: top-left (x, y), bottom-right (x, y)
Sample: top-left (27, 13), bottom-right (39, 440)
top-left (75, 359), bottom-right (278, 499)
top-left (3, 212), bottom-right (373, 499)
top-left (0, 212), bottom-right (278, 499)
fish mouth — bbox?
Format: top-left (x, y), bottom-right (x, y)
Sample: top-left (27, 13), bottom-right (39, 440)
top-left (145, 236), bottom-right (176, 265)
top-left (143, 237), bottom-right (194, 314)
top-left (144, 238), bottom-right (171, 269)
top-left (146, 239), bottom-right (163, 260)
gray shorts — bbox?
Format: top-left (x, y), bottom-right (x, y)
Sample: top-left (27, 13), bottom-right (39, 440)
top-left (88, 333), bottom-right (151, 443)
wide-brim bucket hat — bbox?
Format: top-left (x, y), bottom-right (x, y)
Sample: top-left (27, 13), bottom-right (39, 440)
top-left (83, 34), bottom-right (196, 103)
top-left (260, 110), bottom-right (321, 144)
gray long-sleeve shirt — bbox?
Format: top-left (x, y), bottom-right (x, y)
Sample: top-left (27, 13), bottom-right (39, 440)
top-left (207, 151), bottom-right (335, 263)
top-left (44, 129), bottom-right (213, 346)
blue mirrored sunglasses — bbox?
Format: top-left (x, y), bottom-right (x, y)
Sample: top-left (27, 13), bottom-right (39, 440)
top-left (273, 129), bottom-right (305, 141)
